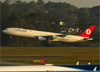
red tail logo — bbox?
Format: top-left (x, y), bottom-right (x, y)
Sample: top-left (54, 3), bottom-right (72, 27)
top-left (77, 25), bottom-right (95, 38)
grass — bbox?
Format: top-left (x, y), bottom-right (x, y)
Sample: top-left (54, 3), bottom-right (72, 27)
top-left (0, 47), bottom-right (100, 65)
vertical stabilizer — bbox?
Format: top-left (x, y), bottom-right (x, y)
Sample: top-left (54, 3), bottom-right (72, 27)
top-left (77, 25), bottom-right (95, 38)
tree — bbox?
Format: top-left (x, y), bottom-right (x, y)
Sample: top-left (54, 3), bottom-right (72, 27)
top-left (1, 1), bottom-right (99, 47)
top-left (78, 8), bottom-right (90, 30)
top-left (37, 0), bottom-right (45, 6)
top-left (4, 0), bottom-right (11, 4)
top-left (16, 0), bottom-right (22, 4)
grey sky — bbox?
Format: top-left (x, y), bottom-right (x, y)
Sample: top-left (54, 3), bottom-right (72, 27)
top-left (1, 0), bottom-right (100, 8)
top-left (33, 0), bottom-right (100, 8)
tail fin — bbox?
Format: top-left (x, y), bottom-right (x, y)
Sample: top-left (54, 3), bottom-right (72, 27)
top-left (77, 25), bottom-right (95, 38)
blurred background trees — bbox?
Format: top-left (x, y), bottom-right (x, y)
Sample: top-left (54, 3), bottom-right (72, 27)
top-left (1, 0), bottom-right (99, 47)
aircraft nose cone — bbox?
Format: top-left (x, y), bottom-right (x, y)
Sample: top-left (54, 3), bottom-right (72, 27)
top-left (2, 30), bottom-right (6, 33)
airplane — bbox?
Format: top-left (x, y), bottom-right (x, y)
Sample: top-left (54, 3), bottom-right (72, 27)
top-left (2, 25), bottom-right (95, 43)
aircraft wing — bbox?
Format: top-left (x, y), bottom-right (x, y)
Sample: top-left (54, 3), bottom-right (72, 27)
top-left (34, 34), bottom-right (66, 41)
top-left (84, 37), bottom-right (93, 40)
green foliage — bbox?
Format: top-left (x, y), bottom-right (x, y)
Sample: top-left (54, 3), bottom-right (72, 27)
top-left (1, 1), bottom-right (99, 47)
top-left (1, 47), bottom-right (99, 64)
top-left (78, 8), bottom-right (90, 30)
top-left (45, 2), bottom-right (79, 27)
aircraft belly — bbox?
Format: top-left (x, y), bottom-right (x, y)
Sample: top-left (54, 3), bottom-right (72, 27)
top-left (59, 38), bottom-right (83, 42)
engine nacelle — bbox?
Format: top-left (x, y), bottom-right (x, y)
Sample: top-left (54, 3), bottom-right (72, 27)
top-left (38, 37), bottom-right (47, 41)
top-left (34, 35), bottom-right (60, 41)
top-left (53, 35), bottom-right (59, 38)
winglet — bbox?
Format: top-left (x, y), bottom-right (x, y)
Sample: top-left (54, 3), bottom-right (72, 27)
top-left (93, 66), bottom-right (97, 71)
top-left (76, 61), bottom-right (79, 65)
top-left (77, 25), bottom-right (95, 38)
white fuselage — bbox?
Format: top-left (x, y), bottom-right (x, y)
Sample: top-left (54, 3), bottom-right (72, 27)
top-left (59, 35), bottom-right (85, 42)
top-left (2, 28), bottom-right (87, 42)
top-left (0, 65), bottom-right (85, 71)
top-left (2, 28), bottom-right (62, 37)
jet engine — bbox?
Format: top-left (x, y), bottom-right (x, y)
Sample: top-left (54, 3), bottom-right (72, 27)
top-left (34, 35), bottom-right (61, 41)
top-left (37, 37), bottom-right (47, 40)
top-left (34, 36), bottom-right (54, 41)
